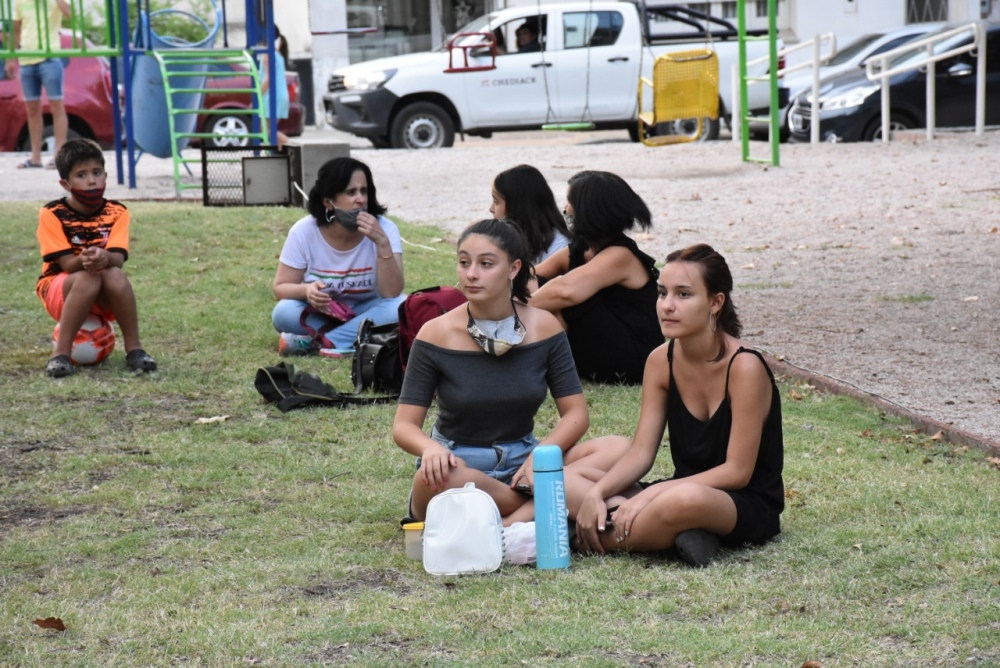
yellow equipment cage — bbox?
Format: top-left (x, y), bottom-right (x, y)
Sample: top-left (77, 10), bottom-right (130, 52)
top-left (637, 49), bottom-right (719, 146)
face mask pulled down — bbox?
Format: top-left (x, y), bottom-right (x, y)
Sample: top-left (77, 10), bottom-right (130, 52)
top-left (326, 207), bottom-right (365, 231)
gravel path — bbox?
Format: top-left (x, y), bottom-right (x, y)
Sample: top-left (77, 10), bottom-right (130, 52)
top-left (4, 129), bottom-right (998, 445)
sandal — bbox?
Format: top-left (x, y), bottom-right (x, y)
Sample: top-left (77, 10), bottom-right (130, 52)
top-left (125, 349), bottom-right (158, 372)
top-left (46, 354), bottom-right (75, 378)
top-left (17, 159), bottom-right (43, 169)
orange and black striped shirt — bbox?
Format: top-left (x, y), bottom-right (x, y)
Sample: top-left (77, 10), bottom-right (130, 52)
top-left (36, 198), bottom-right (130, 300)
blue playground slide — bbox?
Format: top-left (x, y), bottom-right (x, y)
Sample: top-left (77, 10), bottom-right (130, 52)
top-left (130, 5), bottom-right (221, 158)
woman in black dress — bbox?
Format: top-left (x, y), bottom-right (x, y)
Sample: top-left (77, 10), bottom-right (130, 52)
top-left (571, 244), bottom-right (784, 567)
top-left (530, 170), bottom-right (662, 385)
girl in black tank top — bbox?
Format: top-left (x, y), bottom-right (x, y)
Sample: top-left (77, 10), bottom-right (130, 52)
top-left (530, 170), bottom-right (661, 384)
top-left (568, 244), bottom-right (784, 566)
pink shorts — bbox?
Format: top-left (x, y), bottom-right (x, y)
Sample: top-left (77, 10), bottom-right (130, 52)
top-left (40, 273), bottom-right (116, 323)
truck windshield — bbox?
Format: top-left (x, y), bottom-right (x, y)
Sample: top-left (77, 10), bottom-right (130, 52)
top-left (445, 14), bottom-right (495, 49)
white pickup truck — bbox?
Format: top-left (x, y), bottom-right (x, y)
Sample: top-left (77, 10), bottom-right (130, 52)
top-left (323, 0), bottom-right (778, 148)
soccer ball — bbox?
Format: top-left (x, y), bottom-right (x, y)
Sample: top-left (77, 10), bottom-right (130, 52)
top-left (53, 315), bottom-right (117, 366)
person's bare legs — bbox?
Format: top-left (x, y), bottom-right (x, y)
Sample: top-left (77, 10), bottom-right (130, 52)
top-left (409, 459), bottom-right (530, 522)
top-left (54, 271), bottom-right (102, 356)
top-left (55, 268), bottom-right (146, 356)
top-left (591, 482), bottom-right (737, 554)
top-left (50, 98), bottom-right (68, 157)
top-left (503, 436), bottom-right (634, 525)
top-left (92, 267), bottom-right (144, 352)
top-left (24, 99), bottom-right (44, 166)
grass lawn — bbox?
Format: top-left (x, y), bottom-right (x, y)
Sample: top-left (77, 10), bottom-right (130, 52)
top-left (1, 202), bottom-right (997, 667)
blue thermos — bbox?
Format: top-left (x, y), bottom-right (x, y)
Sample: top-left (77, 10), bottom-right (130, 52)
top-left (533, 445), bottom-right (571, 570)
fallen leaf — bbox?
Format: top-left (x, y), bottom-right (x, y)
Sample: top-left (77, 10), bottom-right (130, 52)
top-left (741, 263), bottom-right (756, 270)
top-left (963, 296), bottom-right (979, 302)
top-left (801, 662), bottom-right (823, 668)
top-left (195, 415), bottom-right (230, 424)
top-left (930, 431), bottom-right (944, 441)
top-left (860, 429), bottom-right (873, 437)
top-left (789, 390), bottom-right (804, 401)
top-left (852, 543), bottom-right (863, 553)
top-left (32, 617), bottom-right (67, 631)
top-left (989, 226), bottom-right (998, 233)
top-left (987, 457), bottom-right (1000, 470)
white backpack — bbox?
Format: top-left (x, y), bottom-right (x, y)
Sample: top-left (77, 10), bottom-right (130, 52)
top-left (422, 482), bottom-right (505, 575)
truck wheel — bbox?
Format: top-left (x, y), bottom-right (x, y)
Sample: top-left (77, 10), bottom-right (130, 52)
top-left (662, 117), bottom-right (720, 142)
top-left (390, 103), bottom-right (455, 149)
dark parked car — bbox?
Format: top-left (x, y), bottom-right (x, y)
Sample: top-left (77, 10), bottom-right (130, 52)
top-left (0, 31), bottom-right (116, 152)
top-left (789, 23), bottom-right (1000, 142)
top-left (198, 61), bottom-right (306, 147)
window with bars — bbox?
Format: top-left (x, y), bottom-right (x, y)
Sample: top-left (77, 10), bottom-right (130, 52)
top-left (721, 1), bottom-right (737, 19)
top-left (907, 0), bottom-right (948, 22)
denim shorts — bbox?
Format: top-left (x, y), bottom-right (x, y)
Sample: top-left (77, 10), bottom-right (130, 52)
top-left (20, 59), bottom-right (65, 101)
top-left (417, 427), bottom-right (538, 484)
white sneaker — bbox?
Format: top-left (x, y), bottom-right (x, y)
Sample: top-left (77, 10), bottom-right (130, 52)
top-left (503, 522), bottom-right (537, 565)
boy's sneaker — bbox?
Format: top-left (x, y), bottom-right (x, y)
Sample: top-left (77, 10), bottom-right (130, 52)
top-left (126, 349), bottom-right (158, 373)
top-left (278, 333), bottom-right (315, 356)
top-left (46, 354), bottom-right (75, 378)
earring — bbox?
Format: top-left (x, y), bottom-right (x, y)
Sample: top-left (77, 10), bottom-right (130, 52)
top-left (709, 312), bottom-right (718, 333)
top-left (325, 207), bottom-right (335, 224)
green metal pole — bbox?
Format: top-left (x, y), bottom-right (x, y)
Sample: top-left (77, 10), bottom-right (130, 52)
top-left (768, 0), bottom-right (779, 166)
top-left (737, 0), bottom-right (749, 162)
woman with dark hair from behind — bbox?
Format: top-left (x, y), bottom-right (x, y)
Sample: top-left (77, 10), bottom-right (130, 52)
top-left (271, 157), bottom-right (405, 356)
top-left (530, 170), bottom-right (662, 384)
top-left (393, 219), bottom-right (622, 522)
top-left (571, 244), bottom-right (784, 568)
top-left (490, 164), bottom-right (570, 264)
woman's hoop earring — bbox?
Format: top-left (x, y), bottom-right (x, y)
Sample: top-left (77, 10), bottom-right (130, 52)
top-left (709, 313), bottom-right (718, 333)
top-left (324, 207), bottom-right (335, 224)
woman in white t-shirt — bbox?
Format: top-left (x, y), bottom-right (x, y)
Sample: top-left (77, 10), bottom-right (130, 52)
top-left (272, 157), bottom-right (405, 356)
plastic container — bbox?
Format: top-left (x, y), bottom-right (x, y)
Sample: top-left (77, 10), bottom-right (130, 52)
top-left (533, 445), bottom-right (571, 570)
top-left (402, 522), bottom-right (424, 560)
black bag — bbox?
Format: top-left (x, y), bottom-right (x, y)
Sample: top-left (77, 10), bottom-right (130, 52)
top-left (255, 362), bottom-right (396, 412)
top-left (352, 318), bottom-right (402, 395)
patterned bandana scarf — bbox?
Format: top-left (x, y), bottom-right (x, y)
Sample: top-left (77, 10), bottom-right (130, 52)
top-left (466, 302), bottom-right (526, 356)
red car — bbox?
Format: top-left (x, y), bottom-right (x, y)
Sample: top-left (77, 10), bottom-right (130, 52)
top-left (0, 31), bottom-right (117, 152)
top-left (198, 61), bottom-right (306, 147)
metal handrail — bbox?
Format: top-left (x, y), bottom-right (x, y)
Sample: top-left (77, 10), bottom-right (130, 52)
top-left (864, 22), bottom-right (986, 141)
top-left (732, 32), bottom-right (835, 144)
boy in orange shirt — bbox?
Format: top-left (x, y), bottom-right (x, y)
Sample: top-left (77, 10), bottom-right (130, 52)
top-left (36, 138), bottom-right (157, 377)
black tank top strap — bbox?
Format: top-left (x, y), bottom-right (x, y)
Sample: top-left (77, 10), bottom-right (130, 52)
top-left (724, 346), bottom-right (775, 393)
top-left (571, 235), bottom-right (659, 280)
